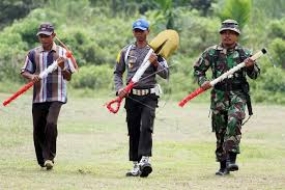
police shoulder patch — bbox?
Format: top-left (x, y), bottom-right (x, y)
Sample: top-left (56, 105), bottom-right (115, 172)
top-left (116, 51), bottom-right (121, 63)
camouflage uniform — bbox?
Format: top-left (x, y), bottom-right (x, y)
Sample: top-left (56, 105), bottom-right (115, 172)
top-left (193, 20), bottom-right (260, 174)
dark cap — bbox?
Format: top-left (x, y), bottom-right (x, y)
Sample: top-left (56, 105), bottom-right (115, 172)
top-left (37, 23), bottom-right (54, 36)
top-left (219, 19), bottom-right (241, 35)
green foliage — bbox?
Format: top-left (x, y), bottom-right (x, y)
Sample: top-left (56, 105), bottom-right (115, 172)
top-left (0, 0), bottom-right (285, 104)
top-left (216, 0), bottom-right (251, 29)
top-left (180, 13), bottom-right (220, 55)
top-left (260, 67), bottom-right (285, 93)
top-left (251, 0), bottom-right (285, 19)
top-left (269, 38), bottom-right (285, 69)
top-left (268, 19), bottom-right (285, 40)
top-left (89, 0), bottom-right (154, 17)
top-left (250, 59), bottom-right (285, 104)
top-left (71, 65), bottom-right (113, 89)
top-left (189, 0), bottom-right (215, 16)
top-left (0, 0), bottom-right (46, 29)
top-left (0, 55), bottom-right (24, 83)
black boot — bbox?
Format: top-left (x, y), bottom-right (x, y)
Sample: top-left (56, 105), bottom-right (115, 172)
top-left (215, 160), bottom-right (229, 176)
top-left (227, 152), bottom-right (239, 171)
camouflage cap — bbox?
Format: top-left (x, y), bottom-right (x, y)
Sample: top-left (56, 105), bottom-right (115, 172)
top-left (219, 19), bottom-right (241, 35)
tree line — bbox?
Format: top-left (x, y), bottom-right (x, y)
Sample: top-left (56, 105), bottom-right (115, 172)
top-left (0, 0), bottom-right (284, 104)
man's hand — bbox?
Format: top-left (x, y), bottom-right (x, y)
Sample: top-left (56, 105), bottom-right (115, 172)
top-left (30, 74), bottom-right (41, 82)
top-left (118, 88), bottom-right (129, 98)
top-left (244, 58), bottom-right (254, 68)
top-left (201, 81), bottom-right (212, 90)
top-left (62, 70), bottom-right (71, 81)
top-left (57, 57), bottom-right (66, 69)
top-left (149, 53), bottom-right (158, 67)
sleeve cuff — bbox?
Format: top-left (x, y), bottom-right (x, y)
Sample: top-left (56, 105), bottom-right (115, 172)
top-left (198, 78), bottom-right (208, 87)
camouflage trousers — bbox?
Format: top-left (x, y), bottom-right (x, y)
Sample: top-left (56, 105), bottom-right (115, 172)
top-left (211, 91), bottom-right (247, 162)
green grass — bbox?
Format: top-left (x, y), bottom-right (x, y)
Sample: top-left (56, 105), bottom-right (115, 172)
top-left (0, 93), bottom-right (285, 190)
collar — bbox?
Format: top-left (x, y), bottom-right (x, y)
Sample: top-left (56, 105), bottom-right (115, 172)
top-left (134, 41), bottom-right (149, 49)
top-left (216, 43), bottom-right (242, 53)
top-left (39, 42), bottom-right (57, 52)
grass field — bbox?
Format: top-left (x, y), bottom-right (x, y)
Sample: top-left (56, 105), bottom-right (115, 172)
top-left (0, 93), bottom-right (284, 190)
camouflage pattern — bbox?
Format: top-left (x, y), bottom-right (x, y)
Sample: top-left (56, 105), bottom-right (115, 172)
top-left (194, 44), bottom-right (260, 161)
top-left (219, 19), bottom-right (241, 35)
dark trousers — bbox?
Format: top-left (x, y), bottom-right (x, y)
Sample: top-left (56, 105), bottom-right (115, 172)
top-left (125, 94), bottom-right (158, 162)
top-left (32, 102), bottom-right (62, 166)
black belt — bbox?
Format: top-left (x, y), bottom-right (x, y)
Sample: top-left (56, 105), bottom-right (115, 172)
top-left (214, 83), bottom-right (243, 91)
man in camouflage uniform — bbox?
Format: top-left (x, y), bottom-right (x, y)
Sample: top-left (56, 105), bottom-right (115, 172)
top-left (193, 19), bottom-right (260, 176)
top-left (114, 18), bottom-right (169, 177)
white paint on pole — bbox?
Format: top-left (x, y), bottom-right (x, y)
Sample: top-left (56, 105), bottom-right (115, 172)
top-left (131, 49), bottom-right (153, 83)
top-left (39, 60), bottom-right (58, 79)
top-left (210, 49), bottom-right (266, 86)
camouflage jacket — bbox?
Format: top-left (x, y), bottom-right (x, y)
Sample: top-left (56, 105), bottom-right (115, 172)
top-left (193, 44), bottom-right (260, 110)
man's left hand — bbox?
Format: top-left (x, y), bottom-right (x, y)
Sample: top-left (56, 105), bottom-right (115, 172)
top-left (57, 57), bottom-right (66, 69)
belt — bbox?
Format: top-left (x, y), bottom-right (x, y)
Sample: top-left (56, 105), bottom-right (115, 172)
top-left (131, 88), bottom-right (156, 96)
top-left (214, 83), bottom-right (243, 91)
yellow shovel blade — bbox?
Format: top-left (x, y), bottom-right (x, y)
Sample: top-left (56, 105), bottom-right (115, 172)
top-left (149, 29), bottom-right (179, 59)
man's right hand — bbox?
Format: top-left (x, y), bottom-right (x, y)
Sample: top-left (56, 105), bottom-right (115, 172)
top-left (118, 88), bottom-right (129, 98)
top-left (201, 81), bottom-right (212, 90)
top-left (30, 74), bottom-right (41, 82)
top-left (244, 58), bottom-right (254, 68)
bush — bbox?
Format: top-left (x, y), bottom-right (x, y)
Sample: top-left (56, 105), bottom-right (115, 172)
top-left (71, 65), bottom-right (113, 90)
top-left (260, 67), bottom-right (285, 92)
top-left (0, 0), bottom-right (284, 104)
top-left (269, 38), bottom-right (285, 69)
top-left (268, 19), bottom-right (285, 40)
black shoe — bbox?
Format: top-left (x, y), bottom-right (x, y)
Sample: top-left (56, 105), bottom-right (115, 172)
top-left (139, 162), bottom-right (152, 178)
top-left (227, 163), bottom-right (239, 171)
top-left (215, 168), bottom-right (230, 176)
